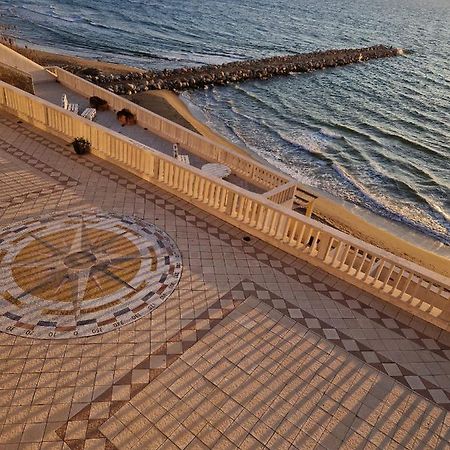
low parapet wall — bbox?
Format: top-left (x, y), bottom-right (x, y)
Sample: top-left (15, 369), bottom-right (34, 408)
top-left (54, 67), bottom-right (290, 191)
top-left (0, 43), bottom-right (55, 84)
top-left (1, 80), bottom-right (448, 334)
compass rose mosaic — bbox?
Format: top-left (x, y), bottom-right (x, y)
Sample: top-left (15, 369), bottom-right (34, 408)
top-left (0, 211), bottom-right (182, 339)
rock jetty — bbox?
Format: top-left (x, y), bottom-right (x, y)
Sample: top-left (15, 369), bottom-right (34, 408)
top-left (65, 45), bottom-right (403, 94)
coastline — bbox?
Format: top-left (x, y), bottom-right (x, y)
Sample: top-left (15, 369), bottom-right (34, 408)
top-left (12, 45), bottom-right (449, 277)
top-left (165, 91), bottom-right (450, 276)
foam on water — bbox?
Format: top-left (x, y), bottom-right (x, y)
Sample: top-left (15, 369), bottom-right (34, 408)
top-left (1, 0), bottom-right (449, 245)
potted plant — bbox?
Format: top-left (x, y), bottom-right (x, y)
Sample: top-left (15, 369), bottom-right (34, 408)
top-left (72, 137), bottom-right (91, 155)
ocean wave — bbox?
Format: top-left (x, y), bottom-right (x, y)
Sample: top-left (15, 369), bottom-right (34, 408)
top-left (374, 149), bottom-right (445, 192)
top-left (16, 4), bottom-right (85, 24)
top-left (9, 0), bottom-right (449, 245)
top-left (325, 122), bottom-right (447, 187)
top-left (273, 129), bottom-right (335, 162)
top-left (318, 128), bottom-right (343, 140)
top-left (375, 128), bottom-right (447, 160)
top-left (326, 164), bottom-right (450, 244)
top-left (232, 85), bottom-right (284, 116)
top-left (208, 109), bottom-right (450, 243)
top-left (330, 123), bottom-right (385, 147)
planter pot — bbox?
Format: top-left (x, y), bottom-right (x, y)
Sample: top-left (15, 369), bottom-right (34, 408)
top-left (72, 141), bottom-right (91, 155)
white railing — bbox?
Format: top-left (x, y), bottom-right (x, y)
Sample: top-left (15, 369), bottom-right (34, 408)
top-left (1, 80), bottom-right (449, 332)
top-left (263, 181), bottom-right (297, 207)
top-left (53, 67), bottom-right (290, 191)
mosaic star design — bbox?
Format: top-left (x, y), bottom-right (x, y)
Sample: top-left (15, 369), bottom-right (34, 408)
top-left (0, 211), bottom-right (182, 339)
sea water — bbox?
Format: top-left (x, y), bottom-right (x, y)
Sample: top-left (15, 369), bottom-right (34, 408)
top-left (1, 0), bottom-right (449, 245)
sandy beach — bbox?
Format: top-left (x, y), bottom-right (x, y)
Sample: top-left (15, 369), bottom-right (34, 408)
top-left (4, 44), bottom-right (449, 277)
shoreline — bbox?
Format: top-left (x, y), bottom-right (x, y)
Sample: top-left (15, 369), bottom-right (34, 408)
top-left (119, 92), bottom-right (450, 277)
top-left (10, 44), bottom-right (449, 276)
top-left (168, 91), bottom-right (450, 273)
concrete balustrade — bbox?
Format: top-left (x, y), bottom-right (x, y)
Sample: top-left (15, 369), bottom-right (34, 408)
top-left (264, 181), bottom-right (297, 208)
top-left (0, 80), bottom-right (449, 331)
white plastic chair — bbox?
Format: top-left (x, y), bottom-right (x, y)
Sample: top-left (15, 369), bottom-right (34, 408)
top-left (81, 108), bottom-right (96, 121)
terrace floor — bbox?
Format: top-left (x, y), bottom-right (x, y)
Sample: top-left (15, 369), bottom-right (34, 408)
top-left (0, 111), bottom-right (449, 449)
top-left (33, 80), bottom-right (265, 195)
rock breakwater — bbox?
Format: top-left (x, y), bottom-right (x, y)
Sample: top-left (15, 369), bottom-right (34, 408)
top-left (64, 45), bottom-right (403, 94)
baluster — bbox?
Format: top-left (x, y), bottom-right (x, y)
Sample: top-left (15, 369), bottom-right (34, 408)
top-left (219, 188), bottom-right (228, 212)
top-left (240, 196), bottom-right (249, 222)
top-left (178, 167), bottom-right (185, 193)
top-left (355, 251), bottom-right (368, 278)
top-left (213, 185), bottom-right (222, 209)
top-left (262, 209), bottom-right (273, 233)
top-left (198, 178), bottom-right (206, 201)
top-left (371, 259), bottom-right (386, 286)
top-left (237, 196), bottom-right (246, 221)
top-left (146, 154), bottom-right (154, 179)
top-left (295, 224), bottom-right (306, 249)
top-left (192, 175), bottom-right (200, 198)
top-left (185, 171), bottom-right (193, 196)
top-left (337, 243), bottom-right (351, 269)
top-left (363, 256), bottom-right (377, 281)
top-left (163, 161), bottom-right (170, 184)
top-left (281, 218), bottom-right (293, 242)
top-left (135, 148), bottom-right (141, 173)
top-left (308, 232), bottom-right (320, 254)
top-left (208, 184), bottom-right (216, 207)
top-left (390, 268), bottom-right (405, 294)
top-left (166, 161), bottom-right (173, 186)
top-left (129, 146), bottom-right (135, 169)
top-left (173, 165), bottom-right (181, 190)
top-left (201, 180), bottom-right (210, 203)
top-left (347, 247), bottom-right (359, 274)
top-left (120, 142), bottom-right (126, 164)
top-left (399, 271), bottom-right (414, 299)
top-left (331, 241), bottom-right (343, 266)
top-left (214, 185), bottom-right (221, 208)
top-left (233, 193), bottom-right (242, 218)
top-left (270, 212), bottom-right (280, 237)
top-left (179, 166), bottom-right (186, 192)
top-left (317, 234), bottom-right (333, 260)
top-left (161, 161), bottom-right (167, 184)
top-left (287, 220), bottom-right (298, 246)
top-left (250, 202), bottom-right (259, 227)
top-left (381, 264), bottom-right (396, 290)
top-left (256, 206), bottom-right (266, 230)
top-left (183, 168), bottom-right (190, 194)
top-left (408, 276), bottom-right (423, 304)
top-left (153, 156), bottom-right (160, 180)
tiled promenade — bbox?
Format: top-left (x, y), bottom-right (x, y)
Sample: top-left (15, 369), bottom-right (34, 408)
top-left (0, 112), bottom-right (449, 449)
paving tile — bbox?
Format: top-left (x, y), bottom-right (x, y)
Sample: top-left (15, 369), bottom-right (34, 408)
top-left (0, 114), bottom-right (450, 450)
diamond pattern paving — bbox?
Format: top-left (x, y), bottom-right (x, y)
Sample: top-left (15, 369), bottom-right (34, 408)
top-left (102, 294), bottom-right (449, 450)
top-left (0, 112), bottom-right (449, 449)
